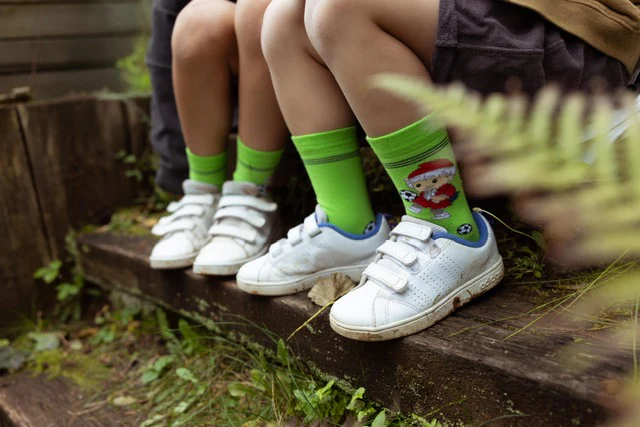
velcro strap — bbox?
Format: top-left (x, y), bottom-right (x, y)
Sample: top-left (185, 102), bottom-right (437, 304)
top-left (156, 205), bottom-right (205, 226)
top-left (214, 206), bottom-right (267, 228)
top-left (167, 194), bottom-right (216, 212)
top-left (363, 264), bottom-right (408, 292)
top-left (376, 241), bottom-right (417, 266)
top-left (208, 224), bottom-right (257, 242)
top-left (391, 222), bottom-right (432, 242)
top-left (152, 218), bottom-right (195, 236)
top-left (218, 195), bottom-right (276, 213)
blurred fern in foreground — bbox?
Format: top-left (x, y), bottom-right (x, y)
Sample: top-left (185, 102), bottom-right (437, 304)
top-left (375, 76), bottom-right (640, 264)
top-left (376, 76), bottom-right (640, 419)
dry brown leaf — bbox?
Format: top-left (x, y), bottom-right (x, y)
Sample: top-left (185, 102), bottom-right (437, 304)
top-left (307, 273), bottom-right (356, 307)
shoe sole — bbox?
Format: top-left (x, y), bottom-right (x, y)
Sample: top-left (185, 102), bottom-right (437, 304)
top-left (149, 254), bottom-right (198, 270)
top-left (192, 248), bottom-right (269, 277)
top-left (237, 264), bottom-right (368, 296)
top-left (330, 258), bottom-right (505, 341)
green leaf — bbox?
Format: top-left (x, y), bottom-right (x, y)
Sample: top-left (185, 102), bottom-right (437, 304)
top-left (371, 410), bottom-right (386, 427)
top-left (176, 367), bottom-right (198, 384)
top-left (347, 387), bottom-right (366, 410)
top-left (123, 154), bottom-right (137, 164)
top-left (28, 332), bottom-right (60, 352)
top-left (113, 396), bottom-right (137, 406)
top-left (153, 355), bottom-right (175, 372)
top-left (33, 260), bottom-right (62, 284)
top-left (315, 380), bottom-right (335, 400)
top-left (228, 382), bottom-right (255, 398)
top-left (173, 400), bottom-right (190, 414)
top-left (276, 338), bottom-right (289, 366)
top-left (56, 283), bottom-right (80, 301)
top-left (141, 370), bottom-right (160, 385)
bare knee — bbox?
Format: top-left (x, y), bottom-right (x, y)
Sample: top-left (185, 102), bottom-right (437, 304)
top-left (305, 0), bottom-right (360, 62)
top-left (235, 0), bottom-right (271, 58)
top-left (172, 0), bottom-right (236, 65)
top-left (261, 0), bottom-right (306, 65)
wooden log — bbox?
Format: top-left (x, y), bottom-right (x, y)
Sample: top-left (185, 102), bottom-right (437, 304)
top-left (0, 3), bottom-right (148, 39)
top-left (0, 105), bottom-right (52, 322)
top-left (0, 36), bottom-right (138, 74)
top-left (18, 97), bottom-right (137, 258)
top-left (0, 372), bottom-right (134, 427)
top-left (0, 68), bottom-right (127, 100)
top-left (79, 231), bottom-right (628, 426)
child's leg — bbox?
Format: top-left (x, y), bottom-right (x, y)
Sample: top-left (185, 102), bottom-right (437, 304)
top-left (305, 0), bottom-right (480, 242)
top-left (150, 0), bottom-right (236, 270)
top-left (172, 0), bottom-right (237, 188)
top-left (261, 0), bottom-right (374, 234)
top-left (234, 0), bottom-right (391, 296)
top-left (232, 0), bottom-right (287, 186)
top-left (189, 0), bottom-right (287, 276)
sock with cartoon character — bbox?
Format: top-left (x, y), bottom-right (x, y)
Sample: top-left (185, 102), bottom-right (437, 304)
top-left (367, 114), bottom-right (479, 242)
top-left (292, 126), bottom-right (376, 235)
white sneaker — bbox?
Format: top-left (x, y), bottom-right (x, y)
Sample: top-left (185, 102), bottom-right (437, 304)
top-left (330, 213), bottom-right (504, 341)
top-left (192, 182), bottom-right (279, 276)
top-left (149, 180), bottom-right (220, 269)
top-left (236, 206), bottom-right (391, 296)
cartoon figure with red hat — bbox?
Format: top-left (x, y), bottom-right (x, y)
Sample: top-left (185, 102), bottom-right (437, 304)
top-left (399, 159), bottom-right (459, 220)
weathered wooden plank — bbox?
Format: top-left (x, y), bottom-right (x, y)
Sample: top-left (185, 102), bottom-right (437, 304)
top-left (0, 68), bottom-right (126, 99)
top-left (19, 97), bottom-right (137, 258)
top-left (79, 231), bottom-right (629, 426)
top-left (0, 36), bottom-right (138, 74)
top-left (0, 3), bottom-right (148, 39)
top-left (0, 372), bottom-right (134, 427)
top-left (0, 105), bottom-right (51, 323)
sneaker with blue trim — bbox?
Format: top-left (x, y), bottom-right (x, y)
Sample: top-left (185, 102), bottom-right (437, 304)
top-left (236, 206), bottom-right (391, 296)
top-left (330, 212), bottom-right (504, 341)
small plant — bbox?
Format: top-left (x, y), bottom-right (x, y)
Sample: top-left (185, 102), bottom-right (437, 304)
top-left (33, 231), bottom-right (87, 322)
top-left (116, 36), bottom-right (152, 94)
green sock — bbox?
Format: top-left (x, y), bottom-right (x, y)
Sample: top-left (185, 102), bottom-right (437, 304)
top-left (367, 114), bottom-right (480, 241)
top-left (186, 148), bottom-right (227, 188)
top-left (233, 137), bottom-right (284, 186)
top-left (292, 126), bottom-right (375, 234)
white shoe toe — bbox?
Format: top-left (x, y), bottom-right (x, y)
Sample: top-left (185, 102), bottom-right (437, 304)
top-left (150, 233), bottom-right (198, 261)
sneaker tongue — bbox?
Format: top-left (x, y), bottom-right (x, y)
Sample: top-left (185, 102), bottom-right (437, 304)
top-left (222, 181), bottom-right (263, 197)
top-left (182, 179), bottom-right (219, 195)
top-left (314, 205), bottom-right (328, 224)
top-left (400, 215), bottom-right (447, 234)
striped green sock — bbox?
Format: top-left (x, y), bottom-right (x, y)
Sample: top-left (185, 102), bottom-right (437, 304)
top-left (367, 114), bottom-right (479, 241)
top-left (186, 148), bottom-right (227, 188)
top-left (292, 126), bottom-right (375, 234)
top-left (233, 137), bottom-right (283, 186)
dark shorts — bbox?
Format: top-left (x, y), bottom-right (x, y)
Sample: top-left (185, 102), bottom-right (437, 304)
top-left (432, 0), bottom-right (634, 96)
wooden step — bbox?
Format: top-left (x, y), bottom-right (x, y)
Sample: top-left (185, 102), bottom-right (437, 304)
top-left (0, 372), bottom-right (133, 427)
top-left (77, 232), bottom-right (630, 426)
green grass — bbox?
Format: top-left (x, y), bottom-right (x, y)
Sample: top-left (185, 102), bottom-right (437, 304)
top-left (1, 295), bottom-right (447, 427)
